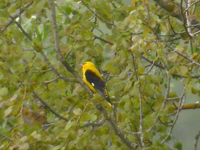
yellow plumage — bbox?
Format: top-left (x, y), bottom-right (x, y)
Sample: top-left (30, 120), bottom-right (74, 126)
top-left (81, 62), bottom-right (112, 105)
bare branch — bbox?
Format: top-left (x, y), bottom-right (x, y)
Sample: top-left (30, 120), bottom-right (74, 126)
top-left (172, 103), bottom-right (200, 110)
top-left (194, 128), bottom-right (200, 150)
top-left (172, 47), bottom-right (200, 67)
top-left (81, 117), bottom-right (106, 128)
top-left (130, 51), bottom-right (144, 148)
top-left (185, 0), bottom-right (192, 35)
top-left (180, 0), bottom-right (193, 38)
top-left (161, 83), bottom-right (187, 144)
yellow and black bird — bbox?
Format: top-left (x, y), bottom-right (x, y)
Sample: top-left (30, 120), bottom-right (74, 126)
top-left (81, 61), bottom-right (112, 106)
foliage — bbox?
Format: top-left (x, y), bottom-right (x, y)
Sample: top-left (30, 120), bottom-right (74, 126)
top-left (0, 0), bottom-right (200, 149)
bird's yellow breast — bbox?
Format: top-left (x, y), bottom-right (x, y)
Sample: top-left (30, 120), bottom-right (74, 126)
top-left (82, 62), bottom-right (102, 92)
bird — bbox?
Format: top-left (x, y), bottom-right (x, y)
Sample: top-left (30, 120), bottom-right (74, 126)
top-left (81, 61), bottom-right (112, 106)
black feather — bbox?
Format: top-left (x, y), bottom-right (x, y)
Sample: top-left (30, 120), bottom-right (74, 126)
top-left (85, 70), bottom-right (112, 104)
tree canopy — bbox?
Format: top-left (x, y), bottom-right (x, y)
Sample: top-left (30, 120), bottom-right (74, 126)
top-left (0, 0), bottom-right (200, 149)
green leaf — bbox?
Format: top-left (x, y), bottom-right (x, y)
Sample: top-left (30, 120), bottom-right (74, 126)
top-left (178, 66), bottom-right (188, 76)
top-left (191, 87), bottom-right (198, 94)
top-left (174, 142), bottom-right (182, 150)
top-left (148, 19), bottom-right (156, 28)
top-left (18, 143), bottom-right (30, 150)
top-left (32, 43), bottom-right (43, 53)
top-left (31, 131), bottom-right (41, 141)
top-left (151, 75), bottom-right (163, 85)
top-left (82, 20), bottom-right (95, 29)
top-left (77, 135), bottom-right (89, 148)
top-left (138, 66), bottom-right (145, 75)
top-left (63, 6), bottom-right (72, 15)
top-left (20, 136), bottom-right (28, 142)
top-left (71, 15), bottom-right (80, 24)
top-left (68, 131), bottom-right (77, 140)
top-left (4, 106), bottom-right (13, 118)
top-left (0, 72), bottom-right (3, 80)
top-left (168, 52), bottom-right (178, 63)
top-left (73, 108), bottom-right (82, 115)
top-left (81, 113), bottom-right (97, 122)
top-left (0, 87), bottom-right (8, 96)
top-left (65, 121), bottom-right (73, 130)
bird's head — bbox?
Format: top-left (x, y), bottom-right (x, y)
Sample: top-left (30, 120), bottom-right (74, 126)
top-left (79, 62), bottom-right (95, 69)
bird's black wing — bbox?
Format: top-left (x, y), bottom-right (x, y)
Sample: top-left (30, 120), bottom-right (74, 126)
top-left (85, 70), bottom-right (111, 104)
top-left (85, 70), bottom-right (105, 94)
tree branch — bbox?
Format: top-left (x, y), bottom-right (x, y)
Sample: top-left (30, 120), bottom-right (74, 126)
top-left (94, 35), bottom-right (114, 45)
top-left (161, 83), bottom-right (187, 144)
top-left (81, 117), bottom-right (106, 128)
top-left (172, 103), bottom-right (200, 110)
top-left (32, 91), bottom-right (69, 122)
top-left (0, 2), bottom-right (33, 33)
top-left (130, 51), bottom-right (144, 148)
top-left (194, 128), bottom-right (200, 150)
top-left (13, 16), bottom-right (76, 84)
top-left (92, 99), bottom-right (137, 150)
top-left (153, 0), bottom-right (200, 30)
top-left (81, 0), bottom-right (114, 26)
top-left (41, 51), bottom-right (77, 83)
top-left (48, 0), bottom-right (91, 94)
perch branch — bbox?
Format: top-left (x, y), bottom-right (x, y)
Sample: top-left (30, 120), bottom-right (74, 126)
top-left (48, 0), bottom-right (91, 94)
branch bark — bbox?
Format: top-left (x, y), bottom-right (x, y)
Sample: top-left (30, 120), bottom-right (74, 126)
top-left (92, 100), bottom-right (136, 150)
top-left (172, 103), bottom-right (200, 110)
top-left (32, 91), bottom-right (69, 122)
top-left (48, 0), bottom-right (91, 95)
top-left (0, 2), bottom-right (33, 33)
top-left (47, 1), bottom-right (138, 148)
top-left (153, 0), bottom-right (200, 30)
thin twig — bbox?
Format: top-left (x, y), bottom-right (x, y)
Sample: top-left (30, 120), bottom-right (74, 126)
top-left (81, 0), bottom-right (114, 26)
top-left (154, 0), bottom-right (200, 30)
top-left (0, 2), bottom-right (33, 33)
top-left (81, 117), bottom-right (106, 128)
top-left (194, 128), bottom-right (200, 150)
top-left (11, 14), bottom-right (75, 83)
top-left (0, 133), bottom-right (12, 141)
top-left (161, 83), bottom-right (187, 144)
top-left (130, 51), bottom-right (144, 148)
top-left (94, 35), bottom-right (114, 45)
top-left (185, 0), bottom-right (200, 12)
top-left (41, 52), bottom-right (76, 83)
top-left (32, 91), bottom-right (69, 122)
top-left (12, 18), bottom-right (32, 40)
top-left (148, 74), bottom-right (171, 132)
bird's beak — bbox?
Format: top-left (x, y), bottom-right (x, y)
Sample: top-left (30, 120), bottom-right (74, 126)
top-left (79, 64), bottom-right (83, 68)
